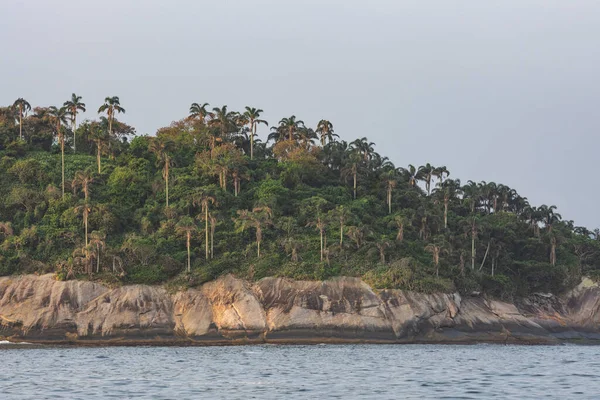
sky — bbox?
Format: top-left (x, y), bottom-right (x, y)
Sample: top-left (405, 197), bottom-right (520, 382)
top-left (2, 0), bottom-right (599, 228)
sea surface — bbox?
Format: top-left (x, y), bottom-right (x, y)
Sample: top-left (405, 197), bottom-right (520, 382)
top-left (1, 342), bottom-right (599, 399)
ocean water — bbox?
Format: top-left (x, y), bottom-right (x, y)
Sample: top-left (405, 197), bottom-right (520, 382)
top-left (1, 343), bottom-right (599, 399)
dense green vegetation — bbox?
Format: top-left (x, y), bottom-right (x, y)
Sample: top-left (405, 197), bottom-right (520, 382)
top-left (1, 95), bottom-right (599, 298)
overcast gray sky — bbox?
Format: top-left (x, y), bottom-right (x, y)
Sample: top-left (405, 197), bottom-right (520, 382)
top-left (2, 0), bottom-right (599, 229)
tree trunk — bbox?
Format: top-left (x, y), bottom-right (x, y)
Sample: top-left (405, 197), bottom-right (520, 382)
top-left (388, 188), bottom-right (392, 214)
top-left (353, 170), bottom-right (357, 200)
top-left (165, 161), bottom-right (169, 208)
top-left (319, 230), bottom-right (323, 261)
top-left (84, 214), bottom-right (88, 247)
top-left (19, 106), bottom-right (23, 141)
top-left (250, 123), bottom-right (255, 160)
top-left (257, 239), bottom-right (261, 258)
top-left (186, 231), bottom-right (191, 273)
top-left (97, 142), bottom-right (102, 173)
top-left (471, 224), bottom-right (476, 270)
top-left (205, 207), bottom-right (209, 260)
top-left (60, 133), bottom-right (65, 199)
top-left (444, 199), bottom-right (448, 229)
top-left (210, 227), bottom-right (214, 259)
top-left (340, 222), bottom-right (344, 246)
top-left (96, 244), bottom-right (100, 273)
top-left (479, 241), bottom-right (490, 272)
top-left (73, 115), bottom-right (77, 152)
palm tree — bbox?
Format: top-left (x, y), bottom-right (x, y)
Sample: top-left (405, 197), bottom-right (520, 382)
top-left (209, 212), bottom-right (218, 259)
top-left (425, 236), bottom-right (446, 277)
top-left (192, 192), bottom-right (216, 260)
top-left (307, 216), bottom-right (327, 261)
top-left (243, 107), bottom-right (268, 160)
top-left (399, 164), bottom-right (419, 187)
top-left (330, 205), bottom-right (350, 246)
top-left (346, 225), bottom-right (369, 249)
top-left (72, 170), bottom-right (94, 204)
top-left (189, 102), bottom-right (210, 122)
top-left (375, 236), bottom-right (392, 264)
top-left (74, 204), bottom-right (92, 246)
top-left (383, 169), bottom-right (398, 214)
top-left (12, 98), bottom-right (31, 141)
top-left (97, 96), bottom-right (125, 138)
top-left (417, 163), bottom-right (436, 196)
top-left (433, 178), bottom-right (462, 229)
top-left (316, 119), bottom-right (337, 146)
top-left (149, 137), bottom-right (175, 208)
top-left (234, 207), bottom-right (273, 258)
top-left (63, 93), bottom-right (86, 151)
top-left (89, 231), bottom-right (106, 273)
top-left (208, 105), bottom-right (238, 148)
top-left (341, 151), bottom-right (362, 200)
top-left (176, 217), bottom-right (197, 273)
top-left (350, 137), bottom-right (376, 162)
top-left (89, 124), bottom-right (109, 173)
top-left (48, 106), bottom-right (69, 199)
top-left (391, 211), bottom-right (412, 242)
top-left (231, 168), bottom-right (248, 197)
top-left (433, 166), bottom-right (450, 185)
top-left (270, 116), bottom-right (305, 142)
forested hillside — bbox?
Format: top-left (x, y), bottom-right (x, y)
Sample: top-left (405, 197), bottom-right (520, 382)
top-left (1, 96), bottom-right (598, 298)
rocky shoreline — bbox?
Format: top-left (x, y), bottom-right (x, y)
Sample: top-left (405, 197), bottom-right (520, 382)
top-left (1, 274), bottom-right (600, 346)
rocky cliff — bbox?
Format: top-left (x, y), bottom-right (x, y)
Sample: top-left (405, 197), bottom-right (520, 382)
top-left (2, 274), bottom-right (600, 345)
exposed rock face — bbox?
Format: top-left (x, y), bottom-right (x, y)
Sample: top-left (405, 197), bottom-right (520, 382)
top-left (2, 274), bottom-right (600, 344)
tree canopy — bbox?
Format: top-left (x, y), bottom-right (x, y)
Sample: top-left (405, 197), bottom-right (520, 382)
top-left (0, 96), bottom-right (598, 299)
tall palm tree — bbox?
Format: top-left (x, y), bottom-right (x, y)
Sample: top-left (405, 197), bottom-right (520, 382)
top-left (234, 207), bottom-right (273, 258)
top-left (316, 119), bottom-right (338, 146)
top-left (425, 236), bottom-right (446, 277)
top-left (433, 166), bottom-right (450, 186)
top-left (149, 137), bottom-right (175, 208)
top-left (89, 124), bottom-right (109, 173)
top-left (350, 137), bottom-right (376, 162)
top-left (192, 192), bottom-right (216, 260)
top-left (176, 217), bottom-right (197, 273)
top-left (12, 98), bottom-right (31, 141)
top-left (330, 205), bottom-right (350, 246)
top-left (433, 178), bottom-right (462, 229)
top-left (383, 169), bottom-right (398, 214)
top-left (208, 105), bottom-right (238, 148)
top-left (341, 148), bottom-right (363, 200)
top-left (209, 212), bottom-right (218, 259)
top-left (271, 116), bottom-right (305, 142)
top-left (63, 93), bottom-right (86, 151)
top-left (72, 170), bottom-right (94, 214)
top-left (189, 102), bottom-right (210, 122)
top-left (74, 204), bottom-right (92, 246)
top-left (243, 107), bottom-right (268, 160)
top-left (417, 163), bottom-right (436, 196)
top-left (89, 231), bottom-right (106, 273)
top-left (48, 106), bottom-right (69, 199)
top-left (307, 215), bottom-right (327, 261)
top-left (398, 164), bottom-right (419, 187)
top-left (97, 96), bottom-right (125, 138)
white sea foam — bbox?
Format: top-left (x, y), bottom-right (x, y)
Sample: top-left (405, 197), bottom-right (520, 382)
top-left (0, 340), bottom-right (33, 345)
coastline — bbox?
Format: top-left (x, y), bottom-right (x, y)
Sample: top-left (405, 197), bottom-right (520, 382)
top-left (2, 274), bottom-right (600, 346)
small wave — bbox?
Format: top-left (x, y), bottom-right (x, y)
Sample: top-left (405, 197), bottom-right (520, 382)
top-left (0, 340), bottom-right (33, 345)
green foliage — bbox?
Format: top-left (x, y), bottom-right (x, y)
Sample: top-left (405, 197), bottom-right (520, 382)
top-left (0, 101), bottom-right (597, 299)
